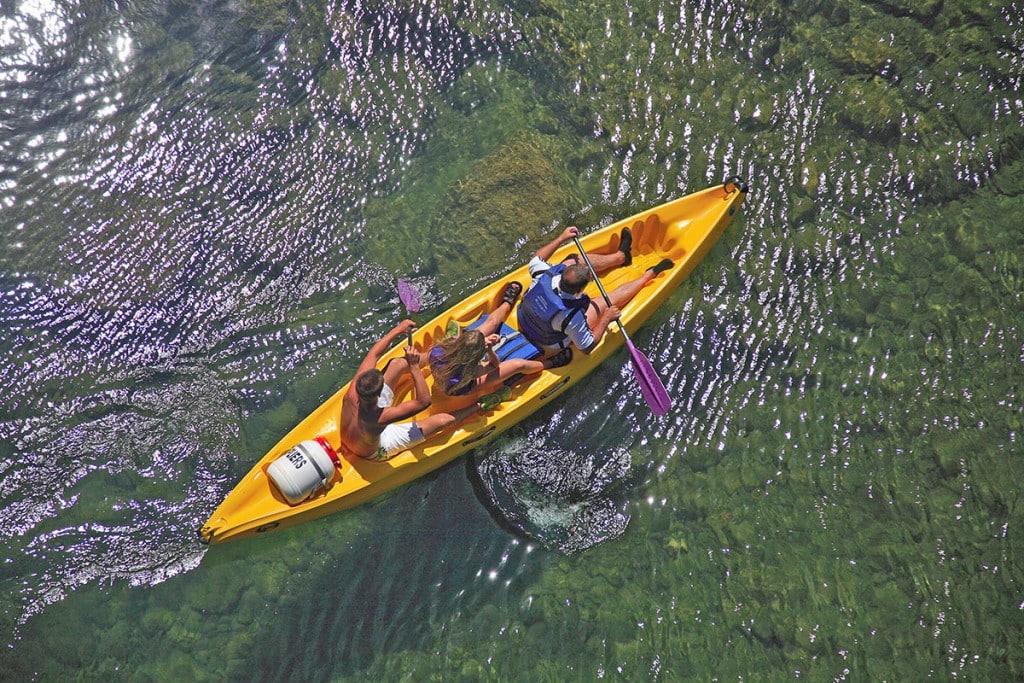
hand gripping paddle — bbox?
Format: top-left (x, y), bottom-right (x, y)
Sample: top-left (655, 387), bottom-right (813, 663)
top-left (572, 236), bottom-right (672, 416)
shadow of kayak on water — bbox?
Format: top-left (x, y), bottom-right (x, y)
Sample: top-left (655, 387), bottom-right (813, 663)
top-left (468, 426), bottom-right (642, 555)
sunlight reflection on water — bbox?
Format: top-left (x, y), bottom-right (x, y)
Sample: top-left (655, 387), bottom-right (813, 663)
top-left (1, 0), bottom-right (1022, 679)
top-left (2, 0), bottom-right (529, 629)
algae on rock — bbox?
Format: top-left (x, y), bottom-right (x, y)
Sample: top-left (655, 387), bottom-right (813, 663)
top-left (429, 134), bottom-right (582, 284)
top-left (362, 67), bottom-right (586, 285)
top-left (365, 132), bottom-right (581, 284)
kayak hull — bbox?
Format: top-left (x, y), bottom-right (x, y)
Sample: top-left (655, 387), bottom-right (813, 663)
top-left (199, 179), bottom-right (748, 544)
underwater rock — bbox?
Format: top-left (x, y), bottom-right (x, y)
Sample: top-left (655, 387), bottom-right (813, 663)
top-left (533, 106), bottom-right (561, 135)
top-left (237, 0), bottom-right (290, 33)
top-left (362, 60), bottom-right (584, 281)
top-left (515, 11), bottom-right (584, 83)
top-left (139, 37), bottom-right (195, 86)
top-left (947, 72), bottom-right (997, 138)
top-left (429, 134), bottom-right (581, 284)
top-left (734, 84), bottom-right (776, 132)
top-left (929, 430), bottom-right (963, 479)
top-left (473, 434), bottom-right (633, 555)
top-left (836, 76), bottom-right (903, 142)
top-left (988, 156), bottom-right (1024, 198)
top-left (873, 0), bottom-right (944, 22)
top-left (788, 194), bottom-right (818, 225)
top-left (828, 29), bottom-right (898, 74)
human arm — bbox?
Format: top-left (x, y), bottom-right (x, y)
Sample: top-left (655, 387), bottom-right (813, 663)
top-left (564, 304), bottom-right (620, 354)
top-left (586, 305), bottom-right (621, 351)
top-left (355, 319), bottom-right (416, 376)
top-left (483, 334), bottom-right (501, 369)
top-left (533, 226), bottom-right (579, 263)
top-left (378, 346), bottom-right (431, 423)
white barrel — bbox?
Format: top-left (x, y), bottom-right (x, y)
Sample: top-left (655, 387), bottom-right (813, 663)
top-left (267, 437), bottom-right (340, 505)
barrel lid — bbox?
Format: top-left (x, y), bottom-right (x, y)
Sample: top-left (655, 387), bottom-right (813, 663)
top-left (314, 436), bottom-right (341, 467)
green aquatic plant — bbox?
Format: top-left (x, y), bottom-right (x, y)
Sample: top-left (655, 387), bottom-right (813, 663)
top-left (429, 133), bottom-right (581, 282)
top-left (837, 76), bottom-right (905, 142)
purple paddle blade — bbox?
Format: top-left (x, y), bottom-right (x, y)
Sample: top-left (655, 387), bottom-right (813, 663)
top-left (626, 339), bottom-right (672, 416)
top-left (570, 235), bottom-right (671, 416)
top-left (397, 279), bottom-right (422, 313)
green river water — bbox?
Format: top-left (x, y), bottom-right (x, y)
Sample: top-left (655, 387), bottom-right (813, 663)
top-left (1, 0), bottom-right (1021, 679)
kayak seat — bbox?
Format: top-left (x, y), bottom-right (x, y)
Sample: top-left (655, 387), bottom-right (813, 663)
top-left (465, 316), bottom-right (543, 363)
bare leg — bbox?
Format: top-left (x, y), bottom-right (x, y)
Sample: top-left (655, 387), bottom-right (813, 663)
top-left (382, 357), bottom-right (410, 386)
top-left (473, 357), bottom-right (547, 395)
top-left (416, 404), bottom-right (481, 438)
top-left (580, 250), bottom-right (626, 274)
top-left (563, 228), bottom-right (631, 273)
top-left (474, 300), bottom-right (512, 336)
top-left (472, 281), bottom-right (523, 336)
top-left (585, 270), bottom-right (657, 327)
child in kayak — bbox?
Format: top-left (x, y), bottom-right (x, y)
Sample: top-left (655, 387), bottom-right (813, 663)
top-left (341, 320), bottom-right (481, 462)
top-left (428, 281), bottom-right (572, 407)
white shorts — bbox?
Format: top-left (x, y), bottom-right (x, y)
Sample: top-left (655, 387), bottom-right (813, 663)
top-left (369, 383), bottom-right (426, 461)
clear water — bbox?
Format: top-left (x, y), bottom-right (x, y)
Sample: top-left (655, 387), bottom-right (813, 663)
top-left (2, 0), bottom-right (1022, 679)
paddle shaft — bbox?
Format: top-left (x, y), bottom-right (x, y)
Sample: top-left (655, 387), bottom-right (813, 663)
top-left (571, 235), bottom-right (672, 416)
top-left (397, 279), bottom-right (421, 346)
top-left (571, 236), bottom-right (630, 340)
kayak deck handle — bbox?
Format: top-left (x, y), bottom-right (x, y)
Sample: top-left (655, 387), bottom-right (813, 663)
top-left (539, 375), bottom-right (571, 400)
top-left (462, 426), bottom-right (496, 447)
top-left (723, 175), bottom-right (749, 194)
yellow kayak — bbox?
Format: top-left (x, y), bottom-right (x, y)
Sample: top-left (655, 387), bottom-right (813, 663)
top-left (199, 178), bottom-right (748, 544)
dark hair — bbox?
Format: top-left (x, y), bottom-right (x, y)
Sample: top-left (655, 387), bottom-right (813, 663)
top-left (560, 264), bottom-right (591, 295)
top-left (356, 369), bottom-right (384, 400)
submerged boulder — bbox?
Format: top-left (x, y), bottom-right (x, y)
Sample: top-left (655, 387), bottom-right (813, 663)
top-left (430, 134), bottom-right (580, 283)
top-left (364, 131), bottom-right (580, 284)
top-left (836, 76), bottom-right (904, 142)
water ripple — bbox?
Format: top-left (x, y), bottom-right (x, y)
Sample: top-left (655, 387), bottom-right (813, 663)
top-left (2, 0), bottom-right (1022, 678)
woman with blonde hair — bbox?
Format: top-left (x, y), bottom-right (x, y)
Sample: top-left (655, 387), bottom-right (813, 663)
top-left (429, 282), bottom-right (572, 407)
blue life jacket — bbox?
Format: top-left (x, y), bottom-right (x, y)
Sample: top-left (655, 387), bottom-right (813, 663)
top-left (518, 265), bottom-right (591, 346)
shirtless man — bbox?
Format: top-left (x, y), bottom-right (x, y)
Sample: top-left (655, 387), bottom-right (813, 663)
top-left (341, 319), bottom-right (478, 461)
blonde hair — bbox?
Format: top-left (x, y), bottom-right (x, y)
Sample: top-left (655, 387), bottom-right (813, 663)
top-left (432, 329), bottom-right (486, 396)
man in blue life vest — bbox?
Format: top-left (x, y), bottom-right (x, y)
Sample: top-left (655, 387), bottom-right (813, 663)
top-left (518, 225), bottom-right (673, 355)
